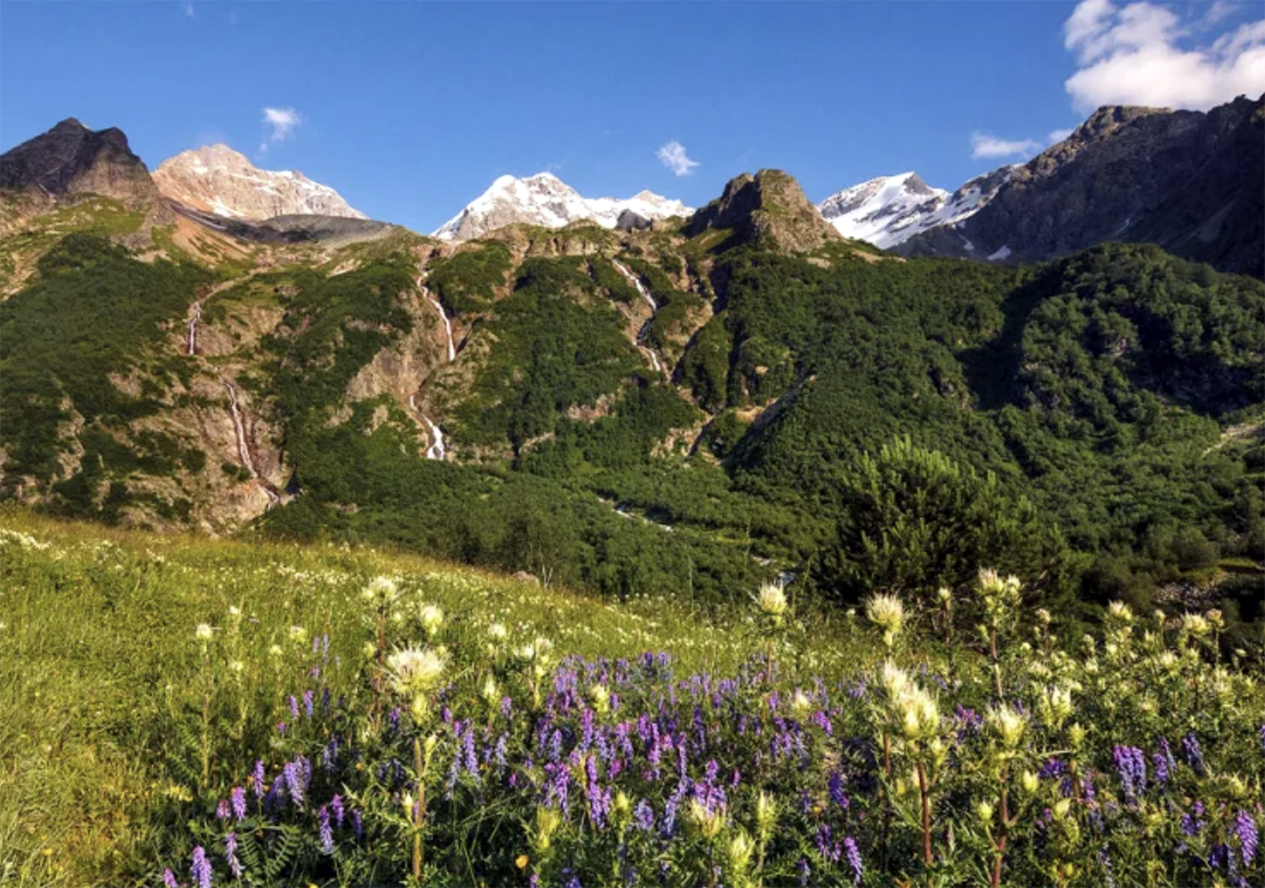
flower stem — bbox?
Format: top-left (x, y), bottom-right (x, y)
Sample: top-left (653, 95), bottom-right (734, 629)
top-left (917, 761), bottom-right (932, 883)
top-left (412, 736), bottom-right (425, 880)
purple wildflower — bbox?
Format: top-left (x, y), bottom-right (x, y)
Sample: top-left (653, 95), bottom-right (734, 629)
top-left (330, 793), bottom-right (345, 827)
top-left (633, 799), bottom-right (654, 832)
top-left (1181, 801), bottom-right (1206, 836)
top-left (251, 761), bottom-right (265, 799)
top-left (216, 798), bottom-right (230, 821)
top-left (190, 845), bottom-right (212, 888)
top-left (228, 786), bottom-right (246, 822)
top-left (1099, 846), bottom-right (1116, 888)
top-left (163, 869), bottom-right (179, 888)
top-left (283, 760), bottom-right (304, 807)
top-left (319, 805), bottom-right (334, 854)
top-left (1237, 809), bottom-right (1258, 867)
top-left (1112, 745), bottom-right (1146, 804)
top-left (1182, 732), bottom-right (1206, 776)
top-left (351, 809), bottom-right (363, 841)
top-left (797, 858), bottom-right (811, 888)
top-left (844, 836), bottom-right (863, 885)
top-left (1040, 758), bottom-right (1069, 779)
top-left (828, 771), bottom-right (850, 810)
top-left (463, 726), bottom-right (478, 776)
top-left (288, 695), bottom-right (299, 720)
top-left (303, 689), bottom-right (314, 718)
top-left (224, 832), bottom-right (241, 880)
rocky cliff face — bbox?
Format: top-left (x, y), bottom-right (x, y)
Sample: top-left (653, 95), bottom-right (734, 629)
top-left (153, 144), bottom-right (366, 221)
top-left (686, 169), bottom-right (842, 253)
top-left (0, 118), bottom-right (166, 210)
top-left (434, 173), bottom-right (690, 241)
top-left (897, 95), bottom-right (1264, 277)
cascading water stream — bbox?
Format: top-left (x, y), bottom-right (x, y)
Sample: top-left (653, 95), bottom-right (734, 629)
top-left (221, 377), bottom-right (255, 476)
top-left (412, 274), bottom-right (454, 460)
top-left (426, 286), bottom-right (456, 362)
top-left (612, 260), bottom-right (664, 374)
top-left (221, 375), bottom-right (280, 506)
top-left (187, 302), bottom-right (202, 355)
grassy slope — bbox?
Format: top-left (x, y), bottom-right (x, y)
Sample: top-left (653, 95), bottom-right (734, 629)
top-left (0, 508), bottom-right (855, 886)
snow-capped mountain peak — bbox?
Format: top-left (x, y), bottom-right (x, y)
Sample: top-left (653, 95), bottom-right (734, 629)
top-left (434, 173), bottom-right (691, 241)
top-left (818, 167), bottom-right (1013, 250)
top-left (153, 144), bottom-right (366, 221)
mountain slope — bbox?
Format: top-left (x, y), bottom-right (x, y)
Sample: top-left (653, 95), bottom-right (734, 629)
top-left (153, 144), bottom-right (366, 221)
top-left (897, 94), bottom-right (1265, 276)
top-left (0, 116), bottom-right (1261, 629)
top-left (434, 172), bottom-right (690, 241)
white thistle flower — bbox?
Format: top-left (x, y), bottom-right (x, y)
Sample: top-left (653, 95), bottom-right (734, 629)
top-left (755, 582), bottom-right (788, 617)
top-left (363, 575), bottom-right (399, 602)
top-left (987, 703), bottom-right (1027, 749)
top-left (866, 593), bottom-right (904, 647)
top-left (387, 646), bottom-right (447, 698)
top-left (419, 604), bottom-right (444, 636)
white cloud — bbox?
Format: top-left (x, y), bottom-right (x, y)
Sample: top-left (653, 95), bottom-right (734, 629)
top-left (970, 132), bottom-right (1042, 159)
top-left (259, 107), bottom-right (301, 153)
top-left (1062, 0), bottom-right (1265, 111)
top-left (1048, 128), bottom-right (1076, 144)
top-left (656, 141), bottom-right (699, 176)
top-left (183, 1), bottom-right (195, 19)
top-left (1203, 2), bottom-right (1239, 28)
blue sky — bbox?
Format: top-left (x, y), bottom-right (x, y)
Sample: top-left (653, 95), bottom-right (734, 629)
top-left (2, 1), bottom-right (1262, 232)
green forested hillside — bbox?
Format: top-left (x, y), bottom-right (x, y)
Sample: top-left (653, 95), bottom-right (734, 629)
top-left (0, 203), bottom-right (1261, 644)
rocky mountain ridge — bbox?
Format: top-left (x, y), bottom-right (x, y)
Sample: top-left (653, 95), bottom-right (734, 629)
top-left (0, 118), bottom-right (160, 205)
top-left (817, 168), bottom-right (1015, 250)
top-left (894, 95), bottom-right (1264, 276)
top-left (434, 172), bottom-right (691, 241)
top-left (153, 144), bottom-right (366, 221)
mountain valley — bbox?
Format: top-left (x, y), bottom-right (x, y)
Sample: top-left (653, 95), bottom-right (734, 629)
top-left (0, 98), bottom-right (1261, 633)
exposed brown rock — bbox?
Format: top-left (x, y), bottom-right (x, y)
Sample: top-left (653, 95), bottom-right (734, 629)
top-left (685, 169), bottom-right (842, 253)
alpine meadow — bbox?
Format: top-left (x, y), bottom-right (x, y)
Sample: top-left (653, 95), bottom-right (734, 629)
top-left (0, 2), bottom-right (1263, 887)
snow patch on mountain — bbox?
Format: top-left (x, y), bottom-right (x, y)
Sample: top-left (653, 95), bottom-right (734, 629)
top-left (434, 173), bottom-right (690, 241)
top-left (154, 144), bottom-right (366, 221)
top-left (818, 168), bottom-right (1015, 250)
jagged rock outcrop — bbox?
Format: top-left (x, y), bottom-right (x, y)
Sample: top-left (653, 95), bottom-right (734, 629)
top-left (154, 144), bottom-right (366, 221)
top-left (0, 118), bottom-right (168, 215)
top-left (616, 209), bottom-right (653, 231)
top-left (686, 169), bottom-right (842, 253)
top-left (898, 95), bottom-right (1264, 277)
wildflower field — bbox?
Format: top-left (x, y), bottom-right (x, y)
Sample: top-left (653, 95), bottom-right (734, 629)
top-left (0, 509), bottom-right (1262, 888)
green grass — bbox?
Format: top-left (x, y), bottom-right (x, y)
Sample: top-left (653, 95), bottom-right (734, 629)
top-left (0, 507), bottom-right (855, 886)
top-left (3, 507), bottom-right (1263, 888)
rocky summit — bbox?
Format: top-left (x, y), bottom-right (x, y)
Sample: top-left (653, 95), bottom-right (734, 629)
top-left (895, 94), bottom-right (1265, 277)
top-left (0, 117), bottom-right (165, 211)
top-left (433, 172), bottom-right (690, 241)
top-left (153, 144), bottom-right (366, 221)
top-left (686, 169), bottom-right (842, 253)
